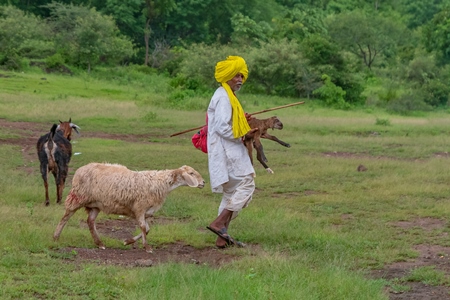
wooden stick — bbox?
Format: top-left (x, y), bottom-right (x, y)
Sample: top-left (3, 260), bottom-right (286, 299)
top-left (251, 101), bottom-right (305, 116)
top-left (169, 101), bottom-right (305, 137)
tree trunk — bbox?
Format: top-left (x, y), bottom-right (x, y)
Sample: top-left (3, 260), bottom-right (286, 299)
top-left (144, 18), bottom-right (151, 66)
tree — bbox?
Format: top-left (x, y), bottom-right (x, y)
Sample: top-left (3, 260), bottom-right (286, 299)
top-left (0, 5), bottom-right (53, 68)
top-left (422, 7), bottom-right (450, 65)
top-left (100, 0), bottom-right (145, 45)
top-left (271, 6), bottom-right (327, 41)
top-left (230, 13), bottom-right (272, 46)
top-left (246, 38), bottom-right (312, 97)
top-left (45, 3), bottom-right (134, 71)
top-left (327, 10), bottom-right (408, 69)
top-left (400, 0), bottom-right (450, 29)
top-left (143, 0), bottom-right (175, 66)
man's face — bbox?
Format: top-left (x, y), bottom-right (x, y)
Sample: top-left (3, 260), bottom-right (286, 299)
top-left (226, 73), bottom-right (244, 92)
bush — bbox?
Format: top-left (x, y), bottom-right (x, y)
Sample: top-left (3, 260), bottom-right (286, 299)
top-left (386, 92), bottom-right (432, 114)
top-left (313, 74), bottom-right (351, 109)
top-left (46, 53), bottom-right (65, 69)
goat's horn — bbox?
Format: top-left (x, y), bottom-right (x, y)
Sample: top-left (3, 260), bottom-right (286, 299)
top-left (70, 123), bottom-right (81, 134)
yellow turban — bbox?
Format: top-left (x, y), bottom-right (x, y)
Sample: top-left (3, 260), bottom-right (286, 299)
top-left (214, 56), bottom-right (251, 138)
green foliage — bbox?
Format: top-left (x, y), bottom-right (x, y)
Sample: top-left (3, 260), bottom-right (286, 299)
top-left (0, 5), bottom-right (53, 69)
top-left (300, 34), bottom-right (344, 69)
top-left (45, 2), bottom-right (134, 71)
top-left (230, 13), bottom-right (272, 46)
top-left (400, 0), bottom-right (449, 29)
top-left (45, 53), bottom-right (65, 69)
top-left (422, 6), bottom-right (450, 65)
top-left (271, 6), bottom-right (327, 41)
top-left (327, 9), bottom-right (409, 69)
top-left (386, 92), bottom-right (432, 115)
top-left (174, 43), bottom-right (244, 91)
top-left (246, 38), bottom-right (308, 97)
top-left (313, 74), bottom-right (350, 109)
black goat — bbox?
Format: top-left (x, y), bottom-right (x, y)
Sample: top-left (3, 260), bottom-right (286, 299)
top-left (244, 116), bottom-right (290, 174)
top-left (36, 119), bottom-right (80, 206)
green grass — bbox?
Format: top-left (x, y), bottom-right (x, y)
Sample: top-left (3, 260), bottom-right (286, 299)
top-left (2, 68), bottom-right (450, 299)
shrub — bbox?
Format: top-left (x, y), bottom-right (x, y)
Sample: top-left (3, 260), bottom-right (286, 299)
top-left (46, 53), bottom-right (65, 69)
top-left (386, 92), bottom-right (432, 114)
top-left (313, 74), bottom-right (351, 109)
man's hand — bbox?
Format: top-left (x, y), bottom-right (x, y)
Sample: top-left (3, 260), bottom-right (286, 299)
top-left (245, 113), bottom-right (254, 122)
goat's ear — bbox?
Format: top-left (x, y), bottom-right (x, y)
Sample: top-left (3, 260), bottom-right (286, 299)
top-left (59, 120), bottom-right (63, 124)
top-left (69, 117), bottom-right (71, 122)
top-left (182, 172), bottom-right (198, 187)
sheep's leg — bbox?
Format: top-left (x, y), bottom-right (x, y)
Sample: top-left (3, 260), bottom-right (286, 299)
top-left (124, 221), bottom-right (150, 246)
top-left (53, 209), bottom-right (76, 241)
top-left (137, 215), bottom-right (152, 253)
top-left (86, 208), bottom-right (105, 249)
top-left (261, 133), bottom-right (291, 148)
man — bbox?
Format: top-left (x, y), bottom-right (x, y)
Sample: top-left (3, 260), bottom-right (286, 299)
top-left (206, 56), bottom-right (258, 248)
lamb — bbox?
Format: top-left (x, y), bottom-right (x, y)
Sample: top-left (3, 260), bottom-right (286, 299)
top-left (244, 116), bottom-right (291, 174)
top-left (36, 118), bottom-right (80, 206)
top-left (53, 163), bottom-right (205, 253)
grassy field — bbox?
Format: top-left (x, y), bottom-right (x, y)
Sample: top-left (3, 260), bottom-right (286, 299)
top-left (2, 69), bottom-right (450, 299)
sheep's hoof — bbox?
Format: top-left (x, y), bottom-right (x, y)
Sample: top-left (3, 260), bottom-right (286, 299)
top-left (124, 238), bottom-right (135, 246)
top-left (266, 168), bottom-right (274, 174)
top-left (144, 245), bottom-right (153, 253)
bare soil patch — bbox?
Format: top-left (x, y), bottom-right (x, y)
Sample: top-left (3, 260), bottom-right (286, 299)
top-left (59, 218), bottom-right (241, 268)
top-left (374, 218), bottom-right (450, 299)
top-left (3, 118), bottom-right (450, 298)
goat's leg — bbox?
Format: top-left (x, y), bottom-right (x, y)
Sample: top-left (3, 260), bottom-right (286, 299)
top-left (40, 163), bottom-right (51, 206)
top-left (244, 138), bottom-right (254, 165)
top-left (261, 133), bottom-right (291, 148)
top-left (253, 138), bottom-right (268, 163)
top-left (86, 207), bottom-right (105, 249)
top-left (55, 163), bottom-right (69, 204)
top-left (254, 139), bottom-right (274, 174)
top-left (53, 209), bottom-right (77, 240)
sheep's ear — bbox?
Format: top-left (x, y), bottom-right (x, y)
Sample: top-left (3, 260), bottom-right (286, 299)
top-left (182, 172), bottom-right (198, 187)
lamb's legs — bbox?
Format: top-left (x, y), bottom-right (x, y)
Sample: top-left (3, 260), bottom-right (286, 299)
top-left (261, 133), bottom-right (291, 148)
top-left (254, 141), bottom-right (274, 174)
top-left (244, 138), bottom-right (255, 165)
top-left (86, 208), bottom-right (105, 249)
top-left (53, 209), bottom-right (76, 240)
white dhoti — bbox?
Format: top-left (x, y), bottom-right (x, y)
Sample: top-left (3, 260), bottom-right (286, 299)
top-left (218, 173), bottom-right (255, 220)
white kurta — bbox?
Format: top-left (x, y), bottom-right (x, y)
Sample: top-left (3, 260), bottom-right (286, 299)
top-left (207, 87), bottom-right (255, 193)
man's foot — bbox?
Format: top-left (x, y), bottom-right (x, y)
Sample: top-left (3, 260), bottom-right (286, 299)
top-left (207, 226), bottom-right (233, 243)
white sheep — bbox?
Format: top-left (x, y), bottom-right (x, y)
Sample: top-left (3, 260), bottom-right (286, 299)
top-left (53, 163), bottom-right (205, 252)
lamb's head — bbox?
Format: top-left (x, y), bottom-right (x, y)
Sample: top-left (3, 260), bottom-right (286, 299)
top-left (177, 165), bottom-right (205, 188)
top-left (271, 116), bottom-right (283, 130)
